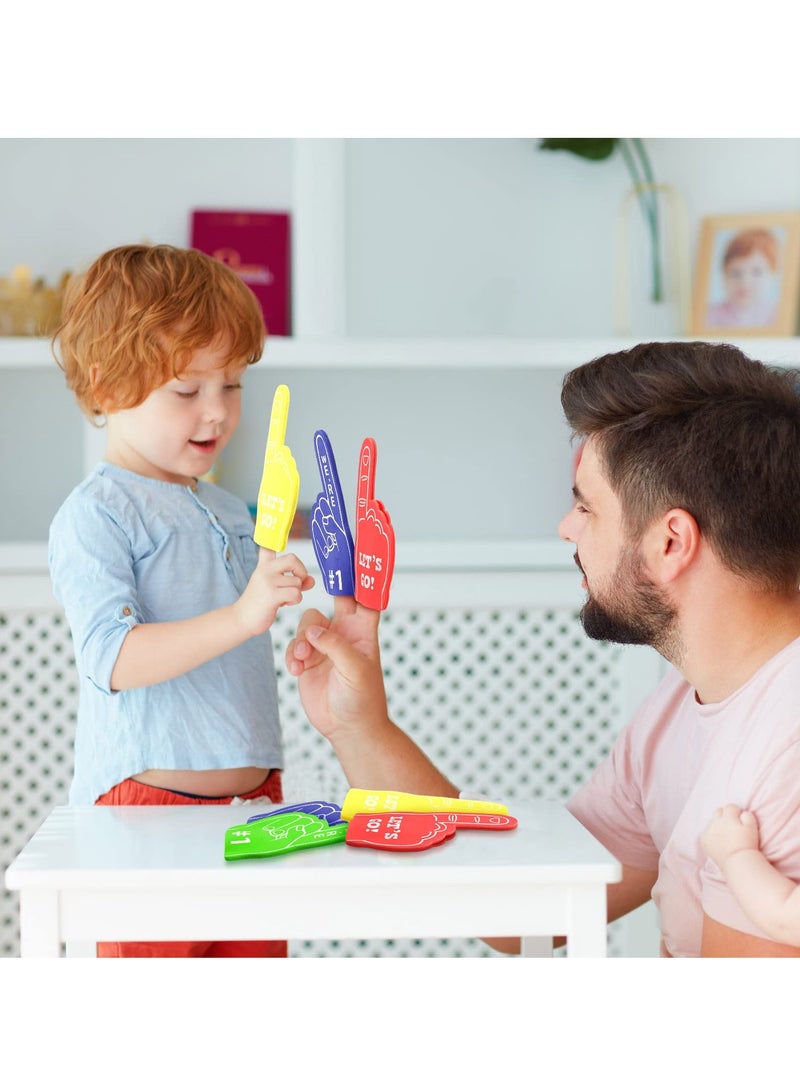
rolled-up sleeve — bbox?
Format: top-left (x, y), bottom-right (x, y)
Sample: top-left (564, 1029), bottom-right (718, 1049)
top-left (49, 493), bottom-right (144, 695)
top-left (568, 724), bottom-right (661, 872)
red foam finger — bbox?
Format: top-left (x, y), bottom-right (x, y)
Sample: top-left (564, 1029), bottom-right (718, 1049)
top-left (430, 813), bottom-right (518, 830)
top-left (355, 513), bottom-right (395, 610)
top-left (354, 437), bottom-right (395, 610)
top-left (356, 437), bottom-right (376, 509)
top-left (345, 812), bottom-right (456, 851)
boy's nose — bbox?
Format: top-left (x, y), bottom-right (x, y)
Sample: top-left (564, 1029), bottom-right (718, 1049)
top-left (203, 393), bottom-right (226, 423)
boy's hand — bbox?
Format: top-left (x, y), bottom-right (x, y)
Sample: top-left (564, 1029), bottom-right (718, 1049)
top-left (702, 804), bottom-right (760, 868)
top-left (284, 596), bottom-right (389, 743)
top-left (237, 549), bottom-right (314, 636)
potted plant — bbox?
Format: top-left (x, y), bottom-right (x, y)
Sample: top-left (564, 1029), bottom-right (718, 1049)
top-left (539, 138), bottom-right (663, 304)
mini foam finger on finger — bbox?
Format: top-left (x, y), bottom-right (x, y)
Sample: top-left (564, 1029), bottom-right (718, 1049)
top-left (354, 437), bottom-right (396, 610)
top-left (254, 384), bottom-right (300, 552)
top-left (310, 429), bottom-right (356, 596)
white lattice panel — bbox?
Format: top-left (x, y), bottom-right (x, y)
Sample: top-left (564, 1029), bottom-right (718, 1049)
top-left (1, 567), bottom-right (664, 958)
top-left (0, 608), bottom-right (77, 956)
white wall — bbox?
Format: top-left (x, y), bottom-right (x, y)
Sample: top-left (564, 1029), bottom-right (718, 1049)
top-left (5, 137), bottom-right (798, 338)
top-left (227, 365), bottom-right (573, 546)
top-left (344, 137), bottom-right (800, 336)
top-left (0, 138), bottom-right (293, 282)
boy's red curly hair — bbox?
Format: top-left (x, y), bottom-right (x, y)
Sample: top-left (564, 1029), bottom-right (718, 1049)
top-left (53, 244), bottom-right (266, 420)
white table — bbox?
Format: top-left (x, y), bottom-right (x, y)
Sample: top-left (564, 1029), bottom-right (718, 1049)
top-left (4, 801), bottom-right (621, 957)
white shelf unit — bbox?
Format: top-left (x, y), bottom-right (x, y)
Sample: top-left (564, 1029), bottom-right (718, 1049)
top-left (4, 333), bottom-right (800, 370)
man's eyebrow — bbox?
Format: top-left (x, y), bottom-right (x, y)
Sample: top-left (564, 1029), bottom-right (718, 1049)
top-left (572, 484), bottom-right (588, 504)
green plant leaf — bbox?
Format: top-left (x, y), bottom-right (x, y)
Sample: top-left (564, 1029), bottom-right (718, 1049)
top-left (538, 138), bottom-right (617, 161)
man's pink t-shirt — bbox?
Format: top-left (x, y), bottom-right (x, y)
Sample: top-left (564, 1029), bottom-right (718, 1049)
top-left (568, 636), bottom-right (800, 957)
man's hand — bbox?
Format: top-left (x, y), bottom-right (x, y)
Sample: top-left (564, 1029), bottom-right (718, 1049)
top-left (285, 595), bottom-right (389, 743)
top-left (285, 596), bottom-right (457, 796)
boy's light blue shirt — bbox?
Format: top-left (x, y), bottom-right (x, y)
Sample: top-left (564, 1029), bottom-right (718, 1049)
top-left (48, 462), bottom-right (283, 805)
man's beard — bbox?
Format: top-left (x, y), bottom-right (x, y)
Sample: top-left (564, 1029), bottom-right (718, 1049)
top-left (578, 545), bottom-right (679, 659)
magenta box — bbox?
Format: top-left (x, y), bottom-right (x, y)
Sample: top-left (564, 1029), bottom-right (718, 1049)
top-left (190, 209), bottom-right (291, 336)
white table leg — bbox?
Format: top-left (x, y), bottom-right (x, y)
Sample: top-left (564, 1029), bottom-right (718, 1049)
top-left (18, 890), bottom-right (62, 957)
top-left (565, 886), bottom-right (608, 957)
top-left (521, 935), bottom-right (553, 957)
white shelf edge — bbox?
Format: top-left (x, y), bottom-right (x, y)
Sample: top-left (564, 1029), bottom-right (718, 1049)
top-left (0, 337), bottom-right (60, 366)
top-left (3, 336), bottom-right (800, 370)
top-left (0, 538), bottom-right (575, 575)
top-left (0, 541), bottom-right (50, 570)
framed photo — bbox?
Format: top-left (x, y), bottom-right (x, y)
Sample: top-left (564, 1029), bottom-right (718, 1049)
top-left (690, 211), bottom-right (800, 337)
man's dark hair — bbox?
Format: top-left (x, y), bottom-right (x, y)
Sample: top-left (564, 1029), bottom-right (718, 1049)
top-left (561, 341), bottom-right (800, 591)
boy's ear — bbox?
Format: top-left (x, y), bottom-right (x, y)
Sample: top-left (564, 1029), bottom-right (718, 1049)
top-left (645, 508), bottom-right (699, 584)
top-left (89, 366), bottom-right (109, 413)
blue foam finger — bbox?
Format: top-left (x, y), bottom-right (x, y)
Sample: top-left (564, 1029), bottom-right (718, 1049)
top-left (247, 800), bottom-right (346, 825)
top-left (310, 429), bottom-right (356, 596)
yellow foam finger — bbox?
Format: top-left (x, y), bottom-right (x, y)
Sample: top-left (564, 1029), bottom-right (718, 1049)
top-left (341, 787), bottom-right (508, 821)
top-left (266, 383), bottom-right (290, 450)
top-left (254, 384), bottom-right (300, 552)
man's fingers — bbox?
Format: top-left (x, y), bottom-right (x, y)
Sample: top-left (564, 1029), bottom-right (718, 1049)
top-left (285, 608), bottom-right (330, 673)
top-left (332, 594), bottom-right (358, 618)
top-left (303, 623), bottom-right (364, 685)
top-left (296, 606), bottom-right (331, 637)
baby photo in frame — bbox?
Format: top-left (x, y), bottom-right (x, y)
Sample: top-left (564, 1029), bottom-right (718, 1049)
top-left (690, 211), bottom-right (800, 337)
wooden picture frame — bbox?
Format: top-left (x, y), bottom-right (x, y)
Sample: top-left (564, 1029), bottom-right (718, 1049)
top-left (690, 211), bottom-right (800, 337)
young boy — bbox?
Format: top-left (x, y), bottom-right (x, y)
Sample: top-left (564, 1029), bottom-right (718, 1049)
top-left (49, 243), bottom-right (314, 956)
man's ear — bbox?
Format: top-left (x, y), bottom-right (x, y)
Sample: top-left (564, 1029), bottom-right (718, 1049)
top-left (645, 508), bottom-right (699, 584)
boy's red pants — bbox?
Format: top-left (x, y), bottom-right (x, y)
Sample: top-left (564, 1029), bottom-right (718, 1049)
top-left (94, 772), bottom-right (287, 958)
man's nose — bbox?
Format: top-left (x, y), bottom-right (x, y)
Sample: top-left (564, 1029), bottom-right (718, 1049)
top-left (558, 508), bottom-right (576, 542)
